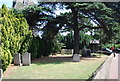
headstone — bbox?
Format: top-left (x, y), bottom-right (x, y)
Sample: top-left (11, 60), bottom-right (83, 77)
top-left (0, 69), bottom-right (2, 81)
top-left (64, 49), bottom-right (67, 54)
top-left (87, 49), bottom-right (91, 57)
top-left (71, 49), bottom-right (73, 54)
top-left (61, 49), bottom-right (65, 55)
top-left (65, 49), bottom-right (73, 54)
top-left (14, 53), bottom-right (21, 66)
top-left (61, 49), bottom-right (73, 54)
top-left (82, 49), bottom-right (88, 57)
top-left (82, 49), bottom-right (91, 57)
top-left (67, 49), bottom-right (73, 54)
top-left (79, 50), bottom-right (82, 54)
top-left (73, 54), bottom-right (80, 62)
top-left (22, 52), bottom-right (31, 66)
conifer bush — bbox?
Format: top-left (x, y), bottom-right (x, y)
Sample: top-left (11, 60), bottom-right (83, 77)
top-left (0, 4), bottom-right (32, 71)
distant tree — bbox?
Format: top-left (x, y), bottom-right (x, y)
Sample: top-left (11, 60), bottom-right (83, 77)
top-left (58, 31), bottom-right (92, 49)
top-left (60, 31), bottom-right (74, 49)
top-left (79, 31), bottom-right (92, 49)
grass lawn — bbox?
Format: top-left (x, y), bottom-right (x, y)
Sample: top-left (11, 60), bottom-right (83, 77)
top-left (3, 54), bottom-right (108, 79)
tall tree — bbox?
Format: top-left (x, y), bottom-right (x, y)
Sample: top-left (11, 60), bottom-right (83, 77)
top-left (104, 2), bottom-right (120, 43)
top-left (58, 2), bottom-right (118, 54)
top-left (13, 2), bottom-right (119, 58)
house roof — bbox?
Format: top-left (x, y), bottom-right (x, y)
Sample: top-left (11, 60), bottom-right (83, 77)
top-left (90, 39), bottom-right (100, 44)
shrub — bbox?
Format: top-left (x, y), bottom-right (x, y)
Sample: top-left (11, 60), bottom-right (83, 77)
top-left (114, 44), bottom-right (120, 48)
top-left (52, 39), bottom-right (64, 54)
top-left (28, 37), bottom-right (41, 59)
top-left (29, 36), bottom-right (63, 59)
top-left (1, 49), bottom-right (13, 71)
top-left (102, 44), bottom-right (120, 48)
top-left (0, 4), bottom-right (32, 71)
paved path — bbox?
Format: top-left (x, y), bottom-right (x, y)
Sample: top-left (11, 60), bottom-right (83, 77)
top-left (109, 53), bottom-right (119, 80)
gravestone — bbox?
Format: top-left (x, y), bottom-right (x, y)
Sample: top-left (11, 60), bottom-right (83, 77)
top-left (14, 53), bottom-right (21, 66)
top-left (82, 49), bottom-right (88, 57)
top-left (82, 49), bottom-right (91, 57)
top-left (61, 49), bottom-right (73, 54)
top-left (70, 49), bottom-right (73, 54)
top-left (61, 49), bottom-right (65, 55)
top-left (22, 52), bottom-right (31, 66)
top-left (87, 49), bottom-right (91, 57)
top-left (73, 54), bottom-right (80, 62)
top-left (65, 49), bottom-right (73, 54)
top-left (0, 69), bottom-right (2, 81)
top-left (79, 50), bottom-right (82, 54)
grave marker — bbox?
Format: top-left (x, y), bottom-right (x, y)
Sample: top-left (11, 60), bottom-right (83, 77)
top-left (73, 54), bottom-right (80, 62)
top-left (22, 52), bottom-right (31, 66)
top-left (14, 53), bottom-right (21, 66)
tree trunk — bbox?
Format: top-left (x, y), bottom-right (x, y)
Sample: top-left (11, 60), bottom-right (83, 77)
top-left (73, 28), bottom-right (80, 54)
top-left (71, 8), bottom-right (80, 55)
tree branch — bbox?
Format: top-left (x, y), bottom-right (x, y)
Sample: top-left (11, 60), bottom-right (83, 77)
top-left (79, 25), bottom-right (103, 31)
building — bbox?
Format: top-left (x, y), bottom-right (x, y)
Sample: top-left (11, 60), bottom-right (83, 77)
top-left (90, 39), bottom-right (100, 53)
top-left (12, 0), bottom-right (34, 9)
